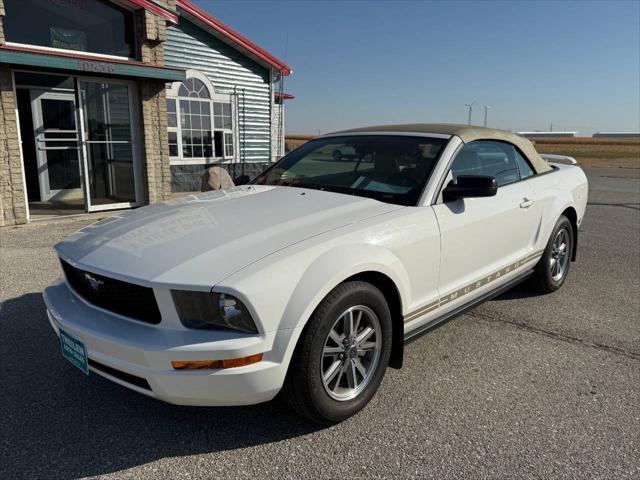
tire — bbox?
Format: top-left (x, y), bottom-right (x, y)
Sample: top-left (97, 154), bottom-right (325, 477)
top-left (531, 215), bottom-right (574, 293)
top-left (332, 150), bottom-right (342, 161)
top-left (281, 281), bottom-right (392, 425)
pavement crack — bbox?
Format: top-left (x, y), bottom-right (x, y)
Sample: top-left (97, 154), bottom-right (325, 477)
top-left (467, 311), bottom-right (640, 361)
top-left (587, 202), bottom-right (640, 211)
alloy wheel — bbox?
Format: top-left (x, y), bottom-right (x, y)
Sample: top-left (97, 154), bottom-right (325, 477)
top-left (550, 228), bottom-right (570, 281)
top-left (321, 305), bottom-right (382, 401)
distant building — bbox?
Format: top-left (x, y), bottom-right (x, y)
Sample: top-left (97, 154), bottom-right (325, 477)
top-left (517, 131), bottom-right (578, 139)
top-left (592, 132), bottom-right (640, 138)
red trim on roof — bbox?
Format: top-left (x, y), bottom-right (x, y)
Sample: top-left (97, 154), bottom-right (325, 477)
top-left (176, 0), bottom-right (292, 76)
top-left (275, 92), bottom-right (295, 100)
top-left (127, 0), bottom-right (179, 24)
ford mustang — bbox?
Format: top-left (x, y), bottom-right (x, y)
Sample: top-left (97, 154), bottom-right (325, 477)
top-left (44, 124), bottom-right (588, 424)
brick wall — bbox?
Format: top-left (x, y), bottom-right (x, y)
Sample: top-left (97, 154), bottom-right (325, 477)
top-left (0, 0), bottom-right (28, 226)
top-left (139, 81), bottom-right (171, 203)
top-left (137, 8), bottom-right (166, 66)
top-left (135, 4), bottom-right (172, 204)
top-left (0, 65), bottom-right (27, 226)
top-left (0, 0), bottom-right (5, 45)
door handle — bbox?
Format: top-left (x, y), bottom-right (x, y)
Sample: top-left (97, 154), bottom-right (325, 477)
top-left (520, 198), bottom-right (535, 209)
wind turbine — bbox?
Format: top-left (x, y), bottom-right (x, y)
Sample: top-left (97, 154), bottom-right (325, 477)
top-left (464, 101), bottom-right (475, 125)
top-left (483, 104), bottom-right (491, 127)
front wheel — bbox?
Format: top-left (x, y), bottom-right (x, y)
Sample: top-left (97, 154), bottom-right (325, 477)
top-left (281, 281), bottom-right (392, 424)
top-left (531, 215), bottom-right (574, 293)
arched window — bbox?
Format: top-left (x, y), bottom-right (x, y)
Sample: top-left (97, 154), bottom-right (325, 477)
top-left (166, 71), bottom-right (234, 162)
top-left (178, 78), bottom-right (210, 99)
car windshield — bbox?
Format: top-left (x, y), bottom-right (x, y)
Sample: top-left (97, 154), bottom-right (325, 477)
top-left (253, 135), bottom-right (448, 206)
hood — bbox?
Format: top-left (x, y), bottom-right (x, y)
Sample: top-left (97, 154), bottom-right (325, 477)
top-left (56, 186), bottom-right (403, 289)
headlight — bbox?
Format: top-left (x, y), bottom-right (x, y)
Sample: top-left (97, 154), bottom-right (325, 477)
top-left (171, 290), bottom-right (258, 333)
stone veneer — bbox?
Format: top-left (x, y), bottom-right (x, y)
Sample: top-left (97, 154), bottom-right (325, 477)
top-left (0, 0), bottom-right (27, 225)
top-left (135, 4), bottom-right (173, 204)
top-left (0, 64), bottom-right (26, 226)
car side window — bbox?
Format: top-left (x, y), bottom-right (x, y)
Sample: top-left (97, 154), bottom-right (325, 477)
top-left (514, 149), bottom-right (535, 180)
top-left (450, 140), bottom-right (523, 187)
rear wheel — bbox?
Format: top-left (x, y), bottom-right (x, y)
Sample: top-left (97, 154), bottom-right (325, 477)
top-left (531, 215), bottom-right (574, 293)
top-left (281, 281), bottom-right (392, 424)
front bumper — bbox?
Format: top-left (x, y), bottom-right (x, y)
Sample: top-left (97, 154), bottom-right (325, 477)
top-left (43, 279), bottom-right (297, 406)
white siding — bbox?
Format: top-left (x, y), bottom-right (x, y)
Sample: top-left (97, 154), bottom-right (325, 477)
top-left (164, 20), bottom-right (272, 162)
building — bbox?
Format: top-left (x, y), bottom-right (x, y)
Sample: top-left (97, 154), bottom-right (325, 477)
top-left (592, 132), bottom-right (640, 139)
top-left (517, 131), bottom-right (578, 139)
top-left (0, 0), bottom-right (291, 225)
top-left (163, 0), bottom-right (292, 191)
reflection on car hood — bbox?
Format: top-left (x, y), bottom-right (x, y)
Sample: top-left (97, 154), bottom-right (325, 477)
top-left (55, 185), bottom-right (403, 289)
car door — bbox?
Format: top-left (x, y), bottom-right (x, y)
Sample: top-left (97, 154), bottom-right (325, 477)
top-left (432, 140), bottom-right (544, 310)
top-left (30, 89), bottom-right (83, 202)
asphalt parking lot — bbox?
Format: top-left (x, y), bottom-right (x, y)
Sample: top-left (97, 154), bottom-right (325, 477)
top-left (1, 167), bottom-right (638, 479)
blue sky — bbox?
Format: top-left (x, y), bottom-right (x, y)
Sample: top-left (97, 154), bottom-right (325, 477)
top-left (193, 0), bottom-right (640, 135)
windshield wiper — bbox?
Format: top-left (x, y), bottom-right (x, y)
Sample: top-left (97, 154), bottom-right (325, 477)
top-left (292, 182), bottom-right (334, 192)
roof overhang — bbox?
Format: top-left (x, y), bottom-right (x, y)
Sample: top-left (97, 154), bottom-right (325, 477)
top-left (0, 45), bottom-right (186, 82)
top-left (176, 0), bottom-right (292, 76)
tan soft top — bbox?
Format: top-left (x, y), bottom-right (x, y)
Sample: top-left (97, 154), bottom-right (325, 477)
top-left (330, 123), bottom-right (552, 174)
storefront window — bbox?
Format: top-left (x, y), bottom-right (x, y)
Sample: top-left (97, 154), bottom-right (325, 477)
top-left (167, 74), bottom-right (235, 162)
top-left (3, 0), bottom-right (136, 58)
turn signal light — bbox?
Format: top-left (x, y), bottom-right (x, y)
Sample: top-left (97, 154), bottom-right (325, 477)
top-left (171, 353), bottom-right (263, 370)
top-left (220, 353), bottom-right (263, 368)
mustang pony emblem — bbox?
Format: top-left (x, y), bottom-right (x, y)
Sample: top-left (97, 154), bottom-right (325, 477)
top-left (83, 273), bottom-right (104, 290)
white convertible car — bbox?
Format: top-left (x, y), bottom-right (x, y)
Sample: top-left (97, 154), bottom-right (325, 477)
top-left (44, 124), bottom-right (588, 424)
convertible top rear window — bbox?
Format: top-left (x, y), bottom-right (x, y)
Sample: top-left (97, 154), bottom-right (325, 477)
top-left (253, 135), bottom-right (448, 206)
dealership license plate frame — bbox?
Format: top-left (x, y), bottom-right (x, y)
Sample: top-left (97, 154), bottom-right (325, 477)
top-left (60, 329), bottom-right (89, 375)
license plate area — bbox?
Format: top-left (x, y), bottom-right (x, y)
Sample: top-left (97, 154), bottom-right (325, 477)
top-left (60, 329), bottom-right (89, 375)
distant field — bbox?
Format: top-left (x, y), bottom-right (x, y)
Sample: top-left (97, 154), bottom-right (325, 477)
top-left (531, 137), bottom-right (639, 168)
top-left (285, 135), bottom-right (314, 152)
top-left (285, 135), bottom-right (640, 169)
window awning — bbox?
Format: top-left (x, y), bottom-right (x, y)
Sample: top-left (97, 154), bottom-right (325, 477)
top-left (0, 45), bottom-right (186, 82)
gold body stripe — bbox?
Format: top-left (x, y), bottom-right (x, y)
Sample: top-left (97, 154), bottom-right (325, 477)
top-left (404, 250), bottom-right (544, 323)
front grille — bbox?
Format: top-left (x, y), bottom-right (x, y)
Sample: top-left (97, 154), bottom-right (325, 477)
top-left (60, 259), bottom-right (161, 324)
top-left (88, 358), bottom-right (152, 391)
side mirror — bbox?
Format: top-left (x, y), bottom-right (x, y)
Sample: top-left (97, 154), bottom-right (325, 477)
top-left (234, 174), bottom-right (250, 186)
top-left (442, 175), bottom-right (497, 202)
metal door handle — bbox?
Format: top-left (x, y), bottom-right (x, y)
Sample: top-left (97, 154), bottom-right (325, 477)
top-left (520, 198), bottom-right (535, 208)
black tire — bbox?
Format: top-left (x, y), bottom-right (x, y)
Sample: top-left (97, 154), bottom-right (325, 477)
top-left (531, 215), bottom-right (574, 293)
top-left (281, 281), bottom-right (392, 425)
top-left (332, 150), bottom-right (342, 161)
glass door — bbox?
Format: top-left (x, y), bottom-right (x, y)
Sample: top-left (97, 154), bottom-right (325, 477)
top-left (30, 90), bottom-right (82, 202)
top-left (79, 79), bottom-right (141, 210)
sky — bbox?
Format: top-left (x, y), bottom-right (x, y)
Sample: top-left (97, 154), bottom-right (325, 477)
top-left (193, 0), bottom-right (640, 135)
